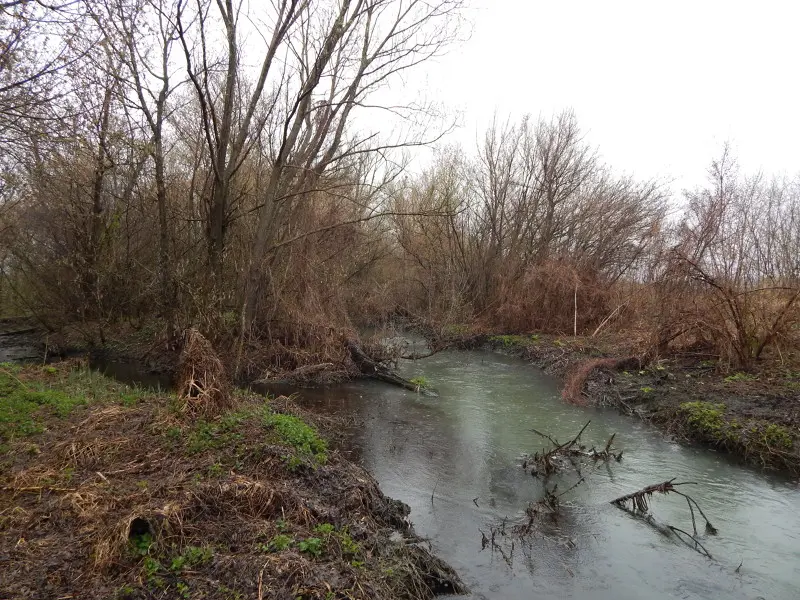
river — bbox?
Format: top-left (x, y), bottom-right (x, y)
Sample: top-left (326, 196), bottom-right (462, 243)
top-left (289, 349), bottom-right (799, 600)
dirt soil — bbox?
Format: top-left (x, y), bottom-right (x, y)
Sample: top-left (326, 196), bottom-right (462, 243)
top-left (0, 364), bottom-right (464, 600)
top-left (445, 332), bottom-right (800, 476)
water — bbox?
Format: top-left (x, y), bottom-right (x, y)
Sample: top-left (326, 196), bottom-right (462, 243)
top-left (294, 349), bottom-right (800, 600)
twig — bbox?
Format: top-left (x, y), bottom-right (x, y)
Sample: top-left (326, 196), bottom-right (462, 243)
top-left (668, 526), bottom-right (713, 559)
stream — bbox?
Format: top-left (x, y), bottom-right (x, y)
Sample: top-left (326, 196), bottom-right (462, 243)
top-left (288, 349), bottom-right (800, 600)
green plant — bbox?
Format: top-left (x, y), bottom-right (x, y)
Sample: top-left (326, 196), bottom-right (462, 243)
top-left (313, 523), bottom-right (335, 536)
top-left (264, 412), bottom-right (327, 461)
top-left (131, 532), bottom-right (154, 556)
top-left (219, 585), bottom-right (245, 600)
top-left (759, 423), bottom-right (793, 451)
top-left (724, 372), bottom-right (758, 383)
top-left (176, 582), bottom-right (190, 598)
top-left (186, 414), bottom-right (245, 454)
top-left (297, 537), bottom-right (324, 557)
top-left (639, 386), bottom-right (654, 394)
top-left (489, 334), bottom-right (539, 347)
top-left (207, 462), bottom-right (224, 477)
top-left (170, 545), bottom-right (213, 572)
top-left (681, 402), bottom-right (726, 436)
top-left (337, 528), bottom-right (361, 557)
top-left (408, 376), bottom-right (429, 390)
top-left (142, 556), bottom-right (162, 579)
top-left (258, 534), bottom-right (292, 552)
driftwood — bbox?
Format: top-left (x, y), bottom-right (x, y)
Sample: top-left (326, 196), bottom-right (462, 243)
top-left (346, 340), bottom-right (437, 395)
top-left (611, 478), bottom-right (717, 558)
top-left (524, 421), bottom-right (621, 477)
top-left (255, 362), bottom-right (338, 385)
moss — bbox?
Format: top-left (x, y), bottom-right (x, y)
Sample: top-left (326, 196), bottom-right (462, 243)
top-left (680, 401), bottom-right (728, 439)
top-left (758, 423), bottom-right (793, 451)
top-left (679, 401), bottom-right (794, 456)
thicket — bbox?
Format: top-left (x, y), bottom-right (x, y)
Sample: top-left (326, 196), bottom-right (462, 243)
top-left (1, 1), bottom-right (798, 375)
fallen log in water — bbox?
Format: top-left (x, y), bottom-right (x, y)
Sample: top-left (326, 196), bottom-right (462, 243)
top-left (346, 340), bottom-right (437, 395)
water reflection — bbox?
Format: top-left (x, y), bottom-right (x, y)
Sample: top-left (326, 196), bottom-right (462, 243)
top-left (296, 349), bottom-right (800, 600)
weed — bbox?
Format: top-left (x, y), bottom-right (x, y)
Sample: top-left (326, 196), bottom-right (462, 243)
top-left (724, 372), bottom-right (758, 383)
top-left (207, 462), bottom-right (224, 477)
top-left (264, 412), bottom-right (327, 461)
top-left (313, 523), bottom-right (335, 536)
top-left (408, 376), bottom-right (429, 390)
top-left (0, 369), bottom-right (85, 441)
top-left (176, 582), bottom-right (190, 598)
top-left (640, 386), bottom-right (654, 394)
top-left (130, 532), bottom-right (154, 556)
top-left (759, 423), bottom-right (793, 450)
top-left (142, 556), bottom-right (162, 579)
top-left (219, 585), bottom-right (244, 600)
top-left (170, 545), bottom-right (213, 572)
top-left (680, 402), bottom-right (727, 438)
top-left (257, 534), bottom-right (293, 553)
top-left (186, 413), bottom-right (246, 454)
top-left (337, 528), bottom-right (361, 557)
top-left (297, 537), bottom-right (324, 557)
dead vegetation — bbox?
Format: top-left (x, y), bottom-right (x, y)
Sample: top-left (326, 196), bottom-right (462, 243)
top-left (523, 421), bottom-right (622, 478)
top-left (611, 479), bottom-right (718, 558)
top-left (176, 328), bottom-right (232, 417)
top-left (0, 365), bottom-right (464, 600)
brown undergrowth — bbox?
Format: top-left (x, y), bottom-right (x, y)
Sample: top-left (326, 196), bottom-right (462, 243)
top-left (0, 363), bottom-right (464, 600)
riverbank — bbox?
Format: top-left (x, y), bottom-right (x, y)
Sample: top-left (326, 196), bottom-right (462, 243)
top-left (444, 331), bottom-right (800, 476)
top-left (0, 360), bottom-right (464, 599)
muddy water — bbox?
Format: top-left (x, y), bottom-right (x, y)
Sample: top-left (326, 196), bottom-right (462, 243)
top-left (294, 350), bottom-right (800, 600)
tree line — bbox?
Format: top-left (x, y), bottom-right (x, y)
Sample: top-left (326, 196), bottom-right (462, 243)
top-left (1, 1), bottom-right (798, 374)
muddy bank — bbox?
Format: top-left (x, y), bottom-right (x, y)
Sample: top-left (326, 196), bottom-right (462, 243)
top-left (442, 332), bottom-right (800, 476)
top-left (0, 362), bottom-right (464, 600)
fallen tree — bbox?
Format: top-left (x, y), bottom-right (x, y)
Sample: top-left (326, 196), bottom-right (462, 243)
top-left (346, 339), bottom-right (437, 395)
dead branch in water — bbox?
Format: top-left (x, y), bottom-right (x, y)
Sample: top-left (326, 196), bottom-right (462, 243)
top-left (611, 478), bottom-right (718, 558)
top-left (346, 339), bottom-right (438, 395)
top-left (610, 478), bottom-right (716, 536)
top-left (524, 421), bottom-right (622, 477)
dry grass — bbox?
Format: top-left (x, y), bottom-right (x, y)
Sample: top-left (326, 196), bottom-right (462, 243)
top-left (176, 328), bottom-right (232, 417)
top-left (0, 366), bottom-right (463, 600)
top-left (562, 357), bottom-right (637, 405)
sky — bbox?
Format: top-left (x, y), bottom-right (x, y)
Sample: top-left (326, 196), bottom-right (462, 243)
top-left (399, 0), bottom-right (800, 196)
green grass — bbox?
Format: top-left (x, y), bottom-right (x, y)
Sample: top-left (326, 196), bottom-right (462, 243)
top-left (185, 411), bottom-right (248, 454)
top-left (0, 362), bottom-right (151, 449)
top-left (263, 411), bottom-right (328, 464)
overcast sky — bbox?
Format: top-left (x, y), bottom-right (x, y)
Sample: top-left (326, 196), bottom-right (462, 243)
top-left (402, 0), bottom-right (800, 195)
